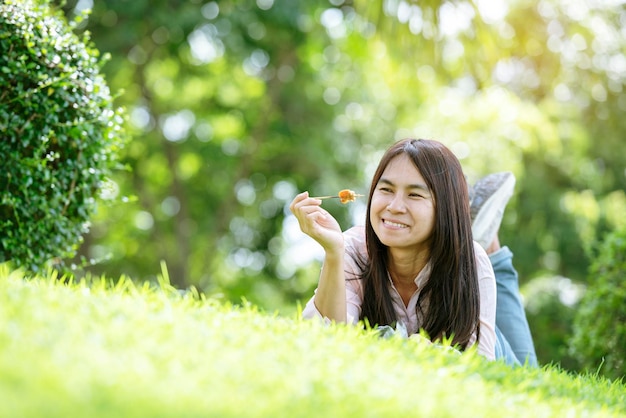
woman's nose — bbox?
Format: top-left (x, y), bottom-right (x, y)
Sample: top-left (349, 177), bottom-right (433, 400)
top-left (386, 194), bottom-right (406, 212)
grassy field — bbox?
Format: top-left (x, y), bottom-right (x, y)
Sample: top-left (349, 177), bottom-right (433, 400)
top-left (0, 263), bottom-right (624, 418)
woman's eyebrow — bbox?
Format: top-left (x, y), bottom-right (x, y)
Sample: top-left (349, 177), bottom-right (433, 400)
top-left (379, 178), bottom-right (430, 192)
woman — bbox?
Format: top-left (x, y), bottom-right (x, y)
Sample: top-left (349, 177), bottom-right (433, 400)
top-left (290, 138), bottom-right (497, 359)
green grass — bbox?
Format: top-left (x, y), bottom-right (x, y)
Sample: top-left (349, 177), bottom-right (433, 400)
top-left (0, 264), bottom-right (624, 418)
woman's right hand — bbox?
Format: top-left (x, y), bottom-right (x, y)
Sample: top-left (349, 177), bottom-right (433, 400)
top-left (289, 191), bottom-right (344, 253)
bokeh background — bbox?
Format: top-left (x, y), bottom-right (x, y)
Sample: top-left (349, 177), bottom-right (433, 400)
top-left (55, 0), bottom-right (626, 371)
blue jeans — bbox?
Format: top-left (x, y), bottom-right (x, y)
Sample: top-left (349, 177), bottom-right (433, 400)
top-left (491, 246), bottom-right (538, 367)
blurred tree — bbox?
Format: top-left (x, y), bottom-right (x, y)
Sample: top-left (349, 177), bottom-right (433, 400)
top-left (54, 0), bottom-right (373, 308)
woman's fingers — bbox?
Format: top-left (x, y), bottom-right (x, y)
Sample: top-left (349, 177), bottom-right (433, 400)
top-left (288, 192), bottom-right (344, 252)
top-left (290, 192), bottom-right (322, 220)
top-left (290, 191), bottom-right (317, 213)
top-left (288, 191), bottom-right (307, 213)
top-left (298, 204), bottom-right (329, 232)
top-left (290, 191), bottom-right (341, 240)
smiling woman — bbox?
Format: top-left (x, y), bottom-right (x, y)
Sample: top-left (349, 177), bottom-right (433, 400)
top-left (289, 138), bottom-right (537, 367)
top-left (290, 138), bottom-right (489, 355)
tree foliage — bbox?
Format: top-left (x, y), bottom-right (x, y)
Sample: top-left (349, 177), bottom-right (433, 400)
top-left (0, 0), bottom-right (125, 271)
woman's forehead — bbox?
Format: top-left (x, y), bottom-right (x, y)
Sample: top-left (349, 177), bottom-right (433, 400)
top-left (381, 154), bottom-right (424, 179)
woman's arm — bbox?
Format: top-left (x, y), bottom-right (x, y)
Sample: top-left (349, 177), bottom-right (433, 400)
top-left (312, 249), bottom-right (347, 322)
top-left (290, 191), bottom-right (348, 322)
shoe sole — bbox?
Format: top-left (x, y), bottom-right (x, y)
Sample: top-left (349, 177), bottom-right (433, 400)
top-left (471, 173), bottom-right (516, 248)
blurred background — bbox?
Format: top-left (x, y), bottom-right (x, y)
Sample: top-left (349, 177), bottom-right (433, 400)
top-left (54, 0), bottom-right (626, 371)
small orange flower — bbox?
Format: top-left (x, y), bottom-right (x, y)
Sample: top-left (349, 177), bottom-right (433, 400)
top-left (338, 189), bottom-right (357, 204)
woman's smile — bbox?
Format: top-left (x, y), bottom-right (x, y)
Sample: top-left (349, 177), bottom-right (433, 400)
top-left (382, 219), bottom-right (409, 229)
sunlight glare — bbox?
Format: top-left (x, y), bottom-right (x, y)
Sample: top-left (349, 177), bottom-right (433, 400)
top-left (475, 0), bottom-right (508, 24)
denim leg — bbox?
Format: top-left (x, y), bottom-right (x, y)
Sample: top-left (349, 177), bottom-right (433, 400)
top-left (490, 246), bottom-right (538, 367)
top-left (495, 326), bottom-right (521, 366)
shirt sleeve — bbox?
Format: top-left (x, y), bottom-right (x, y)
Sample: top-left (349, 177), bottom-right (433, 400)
top-left (301, 226), bottom-right (366, 325)
top-left (469, 241), bottom-right (497, 361)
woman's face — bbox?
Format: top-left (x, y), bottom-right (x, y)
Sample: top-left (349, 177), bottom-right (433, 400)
top-left (369, 154), bottom-right (436, 253)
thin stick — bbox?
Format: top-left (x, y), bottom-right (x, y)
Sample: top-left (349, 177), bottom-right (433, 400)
top-left (312, 195), bottom-right (341, 199)
top-left (312, 194), bottom-right (364, 200)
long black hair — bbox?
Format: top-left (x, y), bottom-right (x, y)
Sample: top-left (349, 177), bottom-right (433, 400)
top-left (359, 139), bottom-right (480, 349)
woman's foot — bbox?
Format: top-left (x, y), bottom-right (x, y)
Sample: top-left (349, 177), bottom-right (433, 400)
top-left (469, 172), bottom-right (515, 250)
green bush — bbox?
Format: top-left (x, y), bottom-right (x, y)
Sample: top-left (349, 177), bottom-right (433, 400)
top-left (570, 226), bottom-right (626, 381)
top-left (0, 0), bottom-right (125, 271)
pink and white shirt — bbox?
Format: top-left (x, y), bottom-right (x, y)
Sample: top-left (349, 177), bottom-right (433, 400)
top-left (302, 225), bottom-right (497, 360)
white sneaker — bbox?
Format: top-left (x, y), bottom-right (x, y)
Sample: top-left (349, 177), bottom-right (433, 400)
top-left (469, 172), bottom-right (516, 250)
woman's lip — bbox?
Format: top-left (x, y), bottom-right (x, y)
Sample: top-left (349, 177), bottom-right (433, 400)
top-left (382, 219), bottom-right (409, 229)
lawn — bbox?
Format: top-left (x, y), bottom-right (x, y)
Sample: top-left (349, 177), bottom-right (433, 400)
top-left (0, 263), bottom-right (624, 417)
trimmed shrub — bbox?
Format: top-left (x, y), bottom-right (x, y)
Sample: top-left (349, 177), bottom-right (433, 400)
top-left (569, 226), bottom-right (626, 381)
top-left (0, 0), bottom-right (125, 271)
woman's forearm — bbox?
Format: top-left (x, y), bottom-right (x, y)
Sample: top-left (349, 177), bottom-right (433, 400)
top-left (313, 250), bottom-right (347, 322)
